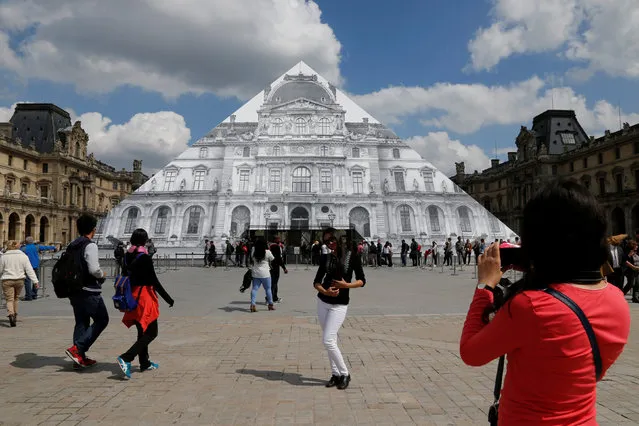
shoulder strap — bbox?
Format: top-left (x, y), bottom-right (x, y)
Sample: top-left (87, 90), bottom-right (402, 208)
top-left (493, 355), bottom-right (505, 403)
top-left (544, 287), bottom-right (602, 381)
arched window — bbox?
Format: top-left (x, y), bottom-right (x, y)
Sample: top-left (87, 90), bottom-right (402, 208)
top-left (458, 206), bottom-right (472, 233)
top-left (242, 146), bottom-right (250, 157)
top-left (392, 148), bottom-right (400, 159)
top-left (399, 205), bottom-right (413, 232)
top-left (273, 146), bottom-right (280, 156)
top-left (269, 169), bottom-right (281, 192)
top-left (428, 206), bottom-right (441, 233)
top-left (124, 208), bottom-right (139, 234)
top-left (155, 206), bottom-right (170, 234)
top-left (271, 118), bottom-right (283, 136)
top-left (318, 118), bottom-right (330, 135)
top-left (352, 147), bottom-right (360, 158)
top-left (295, 117), bottom-right (308, 135)
top-left (320, 145), bottom-right (329, 156)
top-left (76, 142), bottom-right (81, 157)
top-left (199, 147), bottom-right (208, 159)
top-left (185, 206), bottom-right (204, 234)
top-left (292, 167), bottom-right (311, 193)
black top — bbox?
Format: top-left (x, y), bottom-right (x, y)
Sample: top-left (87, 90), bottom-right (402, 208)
top-left (123, 252), bottom-right (174, 306)
top-left (314, 251), bottom-right (366, 305)
top-left (270, 243), bottom-right (287, 268)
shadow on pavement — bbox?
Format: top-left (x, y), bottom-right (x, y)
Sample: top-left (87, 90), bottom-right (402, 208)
top-left (236, 369), bottom-right (326, 387)
top-left (11, 353), bottom-right (120, 375)
top-left (218, 306), bottom-right (251, 313)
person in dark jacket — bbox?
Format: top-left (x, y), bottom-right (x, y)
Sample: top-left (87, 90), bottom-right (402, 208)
top-left (114, 243), bottom-right (125, 275)
top-left (116, 228), bottom-right (174, 379)
top-left (313, 230), bottom-right (366, 390)
top-left (269, 237), bottom-right (288, 303)
top-left (207, 241), bottom-right (217, 268)
top-left (65, 215), bottom-right (108, 369)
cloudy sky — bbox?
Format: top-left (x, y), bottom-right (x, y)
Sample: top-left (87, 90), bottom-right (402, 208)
top-left (1, 0), bottom-right (638, 175)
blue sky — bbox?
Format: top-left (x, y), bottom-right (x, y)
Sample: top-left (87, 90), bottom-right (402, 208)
top-left (1, 0), bottom-right (638, 174)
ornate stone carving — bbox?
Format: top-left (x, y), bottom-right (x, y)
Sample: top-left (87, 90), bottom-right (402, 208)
top-left (213, 178), bottom-right (219, 193)
top-left (382, 178), bottom-right (390, 194)
top-left (413, 179), bottom-right (419, 191)
top-left (179, 179), bottom-right (186, 191)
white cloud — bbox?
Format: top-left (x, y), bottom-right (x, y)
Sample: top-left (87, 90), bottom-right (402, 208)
top-left (71, 111), bottom-right (191, 173)
top-left (467, 0), bottom-right (639, 79)
top-left (0, 0), bottom-right (342, 99)
top-left (0, 102), bottom-right (18, 122)
top-left (406, 132), bottom-right (492, 176)
top-left (354, 77), bottom-right (639, 136)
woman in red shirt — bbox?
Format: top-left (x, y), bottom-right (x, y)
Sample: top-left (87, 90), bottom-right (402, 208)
top-left (460, 180), bottom-right (630, 425)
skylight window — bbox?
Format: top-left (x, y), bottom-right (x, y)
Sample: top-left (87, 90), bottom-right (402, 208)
top-left (560, 133), bottom-right (576, 145)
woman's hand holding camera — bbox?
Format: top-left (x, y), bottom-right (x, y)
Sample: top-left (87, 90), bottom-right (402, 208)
top-left (477, 243), bottom-right (503, 289)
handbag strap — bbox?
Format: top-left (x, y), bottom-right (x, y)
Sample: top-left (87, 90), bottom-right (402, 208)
top-left (544, 287), bottom-right (602, 381)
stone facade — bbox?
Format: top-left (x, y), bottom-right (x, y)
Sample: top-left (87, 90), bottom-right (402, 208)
top-left (0, 103), bottom-right (147, 246)
top-left (104, 62), bottom-right (516, 247)
top-left (451, 109), bottom-right (639, 236)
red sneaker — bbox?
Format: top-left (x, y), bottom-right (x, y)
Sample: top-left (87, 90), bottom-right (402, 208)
top-left (65, 345), bottom-right (83, 366)
top-left (81, 357), bottom-right (97, 367)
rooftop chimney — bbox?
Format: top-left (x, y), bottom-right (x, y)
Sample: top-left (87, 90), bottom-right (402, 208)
top-left (491, 159), bottom-right (500, 168)
top-left (507, 152), bottom-right (517, 162)
top-left (362, 117), bottom-right (369, 124)
top-left (230, 114), bottom-right (236, 124)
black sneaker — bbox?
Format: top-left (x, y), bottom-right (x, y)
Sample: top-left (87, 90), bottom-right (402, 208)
top-left (337, 374), bottom-right (351, 390)
top-left (325, 375), bottom-right (340, 388)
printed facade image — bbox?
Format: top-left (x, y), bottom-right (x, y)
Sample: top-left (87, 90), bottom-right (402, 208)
top-left (102, 62), bottom-right (516, 247)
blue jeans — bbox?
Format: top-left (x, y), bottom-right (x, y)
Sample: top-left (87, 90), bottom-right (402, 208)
top-left (251, 277), bottom-right (273, 305)
top-left (24, 269), bottom-right (40, 300)
top-left (69, 293), bottom-right (109, 355)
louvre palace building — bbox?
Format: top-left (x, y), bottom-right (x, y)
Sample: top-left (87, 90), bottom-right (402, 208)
top-left (102, 62), bottom-right (515, 247)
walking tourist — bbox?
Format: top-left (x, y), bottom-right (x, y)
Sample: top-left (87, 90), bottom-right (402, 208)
top-left (21, 236), bottom-right (55, 301)
top-left (455, 237), bottom-right (464, 265)
top-left (249, 239), bottom-right (275, 313)
top-left (410, 238), bottom-right (418, 266)
top-left (117, 229), bottom-right (174, 379)
top-left (400, 239), bottom-right (409, 267)
top-left (464, 239), bottom-right (472, 265)
top-left (431, 241), bottom-right (439, 266)
top-left (311, 241), bottom-right (321, 265)
top-left (607, 240), bottom-right (624, 290)
top-left (460, 180), bottom-right (630, 425)
top-left (313, 230), bottom-right (366, 390)
top-left (207, 241), bottom-right (217, 268)
top-left (368, 240), bottom-right (377, 267)
top-left (622, 241), bottom-right (639, 300)
top-left (383, 241), bottom-right (393, 267)
top-left (376, 240), bottom-right (383, 267)
top-left (1, 240), bottom-right (39, 327)
top-left (114, 242), bottom-right (125, 275)
top-left (65, 215), bottom-right (109, 368)
top-left (204, 240), bottom-right (210, 267)
top-left (269, 237), bottom-right (288, 303)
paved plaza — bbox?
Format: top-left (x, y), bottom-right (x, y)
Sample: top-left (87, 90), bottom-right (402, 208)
top-left (1, 265), bottom-right (638, 425)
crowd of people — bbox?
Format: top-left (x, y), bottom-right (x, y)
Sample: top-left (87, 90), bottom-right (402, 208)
top-left (2, 179), bottom-right (637, 422)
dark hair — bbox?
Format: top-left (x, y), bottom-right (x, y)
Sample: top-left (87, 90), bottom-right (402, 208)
top-left (77, 214), bottom-right (97, 236)
top-left (521, 179), bottom-right (607, 282)
top-left (497, 180), bottom-right (608, 311)
top-left (130, 229), bottom-right (149, 247)
top-left (253, 238), bottom-right (267, 261)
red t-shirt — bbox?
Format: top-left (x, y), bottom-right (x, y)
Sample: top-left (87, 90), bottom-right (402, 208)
top-left (460, 283), bottom-right (630, 425)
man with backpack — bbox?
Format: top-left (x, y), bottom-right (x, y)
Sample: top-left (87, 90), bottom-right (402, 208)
top-left (114, 242), bottom-right (125, 275)
top-left (455, 236), bottom-right (464, 265)
top-left (63, 215), bottom-right (108, 368)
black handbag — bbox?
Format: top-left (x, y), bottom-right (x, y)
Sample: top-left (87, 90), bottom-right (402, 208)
top-left (488, 287), bottom-right (602, 425)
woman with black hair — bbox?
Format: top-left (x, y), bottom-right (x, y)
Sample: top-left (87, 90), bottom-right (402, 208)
top-left (250, 239), bottom-right (275, 312)
top-left (460, 180), bottom-right (630, 425)
top-left (313, 231), bottom-right (366, 390)
top-left (116, 228), bottom-right (174, 380)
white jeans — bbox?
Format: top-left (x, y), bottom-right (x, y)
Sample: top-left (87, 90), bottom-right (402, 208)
top-left (317, 299), bottom-right (349, 376)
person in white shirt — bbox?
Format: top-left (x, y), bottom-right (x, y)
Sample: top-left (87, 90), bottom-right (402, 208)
top-left (0, 240), bottom-right (39, 327)
top-left (250, 239), bottom-right (275, 312)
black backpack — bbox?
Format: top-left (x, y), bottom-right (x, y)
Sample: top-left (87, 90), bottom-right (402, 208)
top-left (52, 242), bottom-right (88, 298)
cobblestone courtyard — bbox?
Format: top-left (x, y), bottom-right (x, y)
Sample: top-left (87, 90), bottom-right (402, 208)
top-left (1, 266), bottom-right (638, 425)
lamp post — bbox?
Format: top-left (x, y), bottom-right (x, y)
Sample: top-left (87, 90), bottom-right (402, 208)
top-left (264, 211), bottom-right (271, 242)
top-left (328, 212), bottom-right (336, 228)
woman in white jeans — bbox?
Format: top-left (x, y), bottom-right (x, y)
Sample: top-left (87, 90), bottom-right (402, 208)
top-left (250, 239), bottom-right (275, 312)
top-left (313, 233), bottom-right (366, 390)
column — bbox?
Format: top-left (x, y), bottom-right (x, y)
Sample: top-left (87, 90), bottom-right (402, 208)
top-left (283, 204), bottom-right (289, 229)
top-left (369, 204), bottom-right (378, 238)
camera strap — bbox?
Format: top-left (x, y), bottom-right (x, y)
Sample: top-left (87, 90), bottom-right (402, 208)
top-left (544, 287), bottom-right (602, 381)
top-left (490, 287), bottom-right (602, 410)
top-left (492, 355), bottom-right (505, 404)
